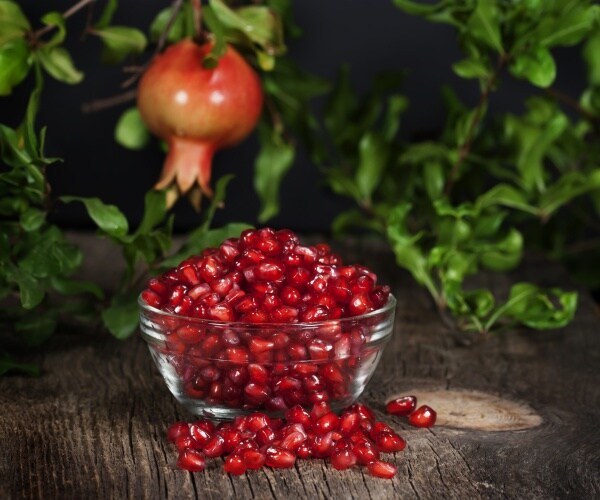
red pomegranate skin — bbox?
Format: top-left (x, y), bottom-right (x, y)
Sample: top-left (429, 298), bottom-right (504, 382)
top-left (137, 39), bottom-right (263, 198)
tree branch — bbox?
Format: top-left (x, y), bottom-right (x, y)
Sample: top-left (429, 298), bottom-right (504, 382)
top-left (81, 89), bottom-right (137, 113)
top-left (34, 0), bottom-right (96, 39)
top-left (443, 55), bottom-right (508, 196)
top-left (546, 87), bottom-right (599, 123)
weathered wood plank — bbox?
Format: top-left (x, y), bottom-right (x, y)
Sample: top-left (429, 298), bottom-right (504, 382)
top-left (1, 236), bottom-right (599, 499)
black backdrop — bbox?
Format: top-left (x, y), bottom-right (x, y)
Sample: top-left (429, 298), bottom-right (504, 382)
top-left (3, 1), bottom-right (586, 233)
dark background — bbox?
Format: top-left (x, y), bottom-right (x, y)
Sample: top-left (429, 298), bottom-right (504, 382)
top-left (3, 1), bottom-right (587, 233)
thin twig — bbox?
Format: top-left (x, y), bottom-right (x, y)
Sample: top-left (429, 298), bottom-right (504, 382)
top-left (444, 54), bottom-right (508, 196)
top-left (34, 0), bottom-right (96, 38)
top-left (82, 89), bottom-right (137, 113)
top-left (546, 87), bottom-right (599, 123)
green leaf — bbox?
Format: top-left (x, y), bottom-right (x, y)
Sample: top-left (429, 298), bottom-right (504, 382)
top-left (538, 4), bottom-right (599, 48)
top-left (61, 197), bottom-right (129, 238)
top-left (509, 46), bottom-right (556, 88)
top-left (36, 46), bottom-right (83, 84)
top-left (504, 101), bottom-right (569, 192)
top-left (254, 125), bottom-right (295, 222)
top-left (452, 57), bottom-right (490, 79)
top-left (15, 314), bottom-right (57, 346)
top-left (503, 283), bottom-right (578, 330)
top-left (423, 161), bottom-right (445, 200)
top-left (95, 26), bottom-right (147, 64)
top-left (202, 6), bottom-right (228, 67)
top-left (136, 189), bottom-right (167, 235)
top-left (356, 132), bottom-right (390, 203)
top-left (12, 268), bottom-right (45, 309)
top-left (0, 1), bottom-right (31, 36)
top-left (331, 208), bottom-right (383, 236)
top-left (478, 228), bottom-right (523, 271)
top-left (95, 0), bottom-right (118, 30)
top-left (19, 228), bottom-right (82, 278)
top-left (19, 207), bottom-right (45, 232)
top-left (386, 203), bottom-right (440, 301)
top-left (476, 183), bottom-right (538, 215)
top-left (209, 0), bottom-right (285, 55)
top-left (201, 174), bottom-right (235, 231)
top-left (539, 170), bottom-right (600, 219)
top-left (50, 276), bottom-right (104, 299)
top-left (583, 30), bottom-right (600, 86)
top-left (21, 67), bottom-right (43, 157)
top-left (382, 94), bottom-right (409, 142)
top-left (0, 353), bottom-right (40, 377)
top-left (149, 5), bottom-right (193, 43)
top-left (102, 292), bottom-right (139, 339)
top-left (392, 0), bottom-right (462, 27)
top-left (0, 39), bottom-right (31, 95)
top-left (466, 0), bottom-right (503, 53)
top-left (40, 12), bottom-right (66, 48)
top-left (115, 107), bottom-right (150, 150)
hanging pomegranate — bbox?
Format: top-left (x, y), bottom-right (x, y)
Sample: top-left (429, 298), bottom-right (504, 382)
top-left (137, 39), bottom-right (264, 207)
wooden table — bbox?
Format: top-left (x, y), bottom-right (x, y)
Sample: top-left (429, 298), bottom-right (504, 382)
top-left (1, 237), bottom-right (599, 499)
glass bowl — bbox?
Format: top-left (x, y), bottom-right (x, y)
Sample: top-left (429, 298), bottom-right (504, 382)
top-left (139, 295), bottom-right (396, 420)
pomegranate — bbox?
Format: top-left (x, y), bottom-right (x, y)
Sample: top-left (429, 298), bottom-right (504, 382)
top-left (137, 39), bottom-right (263, 205)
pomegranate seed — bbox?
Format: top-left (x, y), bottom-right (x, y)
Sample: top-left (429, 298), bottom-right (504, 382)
top-left (177, 449), bottom-right (206, 472)
top-left (408, 405), bottom-right (437, 428)
top-left (309, 432), bottom-right (334, 458)
top-left (367, 460), bottom-right (397, 479)
top-left (296, 442), bottom-right (312, 459)
top-left (386, 395), bottom-right (417, 417)
top-left (285, 405), bottom-right (312, 427)
top-left (255, 426), bottom-right (277, 446)
top-left (313, 412), bottom-right (340, 434)
top-left (353, 440), bottom-right (379, 465)
top-left (265, 446), bottom-right (296, 468)
top-left (245, 412), bottom-right (271, 432)
top-left (167, 422), bottom-right (190, 443)
top-left (349, 403), bottom-right (376, 422)
top-left (311, 401), bottom-right (332, 421)
top-left (339, 412), bottom-right (359, 435)
top-left (280, 430), bottom-right (306, 451)
top-left (376, 431), bottom-right (406, 453)
top-left (331, 447), bottom-right (357, 470)
top-left (248, 337), bottom-right (275, 354)
top-left (189, 423), bottom-right (213, 446)
top-left (224, 454), bottom-right (247, 475)
top-left (242, 448), bottom-right (266, 469)
top-left (141, 289), bottom-right (162, 308)
top-left (204, 434), bottom-right (226, 458)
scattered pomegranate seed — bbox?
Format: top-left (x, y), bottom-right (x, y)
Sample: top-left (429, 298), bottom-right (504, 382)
top-left (176, 449), bottom-right (206, 472)
top-left (167, 401), bottom-right (420, 479)
top-left (367, 460), bottom-right (397, 479)
top-left (386, 395), bottom-right (417, 417)
top-left (408, 405), bottom-right (437, 428)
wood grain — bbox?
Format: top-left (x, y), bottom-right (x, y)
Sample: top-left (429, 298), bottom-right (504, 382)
top-left (1, 236), bottom-right (599, 499)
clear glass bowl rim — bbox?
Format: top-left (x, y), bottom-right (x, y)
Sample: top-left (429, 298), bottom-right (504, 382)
top-left (138, 293), bottom-right (396, 331)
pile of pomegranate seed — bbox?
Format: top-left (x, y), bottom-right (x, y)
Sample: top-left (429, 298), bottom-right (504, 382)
top-left (386, 396), bottom-right (437, 428)
top-left (168, 402), bottom-right (410, 479)
top-left (142, 227), bottom-right (390, 321)
top-left (142, 228), bottom-right (393, 411)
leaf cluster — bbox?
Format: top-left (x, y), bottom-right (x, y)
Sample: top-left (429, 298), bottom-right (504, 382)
top-left (315, 0), bottom-right (600, 333)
